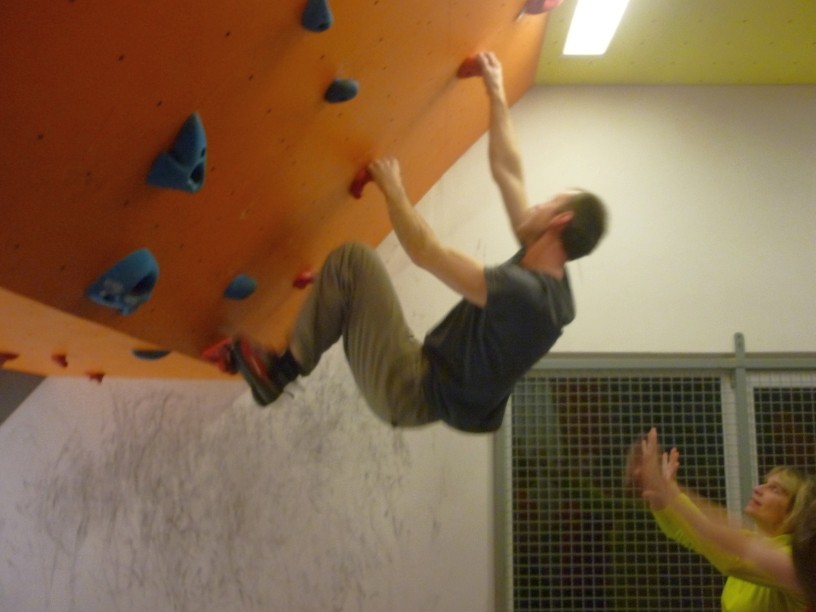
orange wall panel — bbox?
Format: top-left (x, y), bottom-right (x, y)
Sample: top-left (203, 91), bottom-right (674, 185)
top-left (0, 0), bottom-right (547, 377)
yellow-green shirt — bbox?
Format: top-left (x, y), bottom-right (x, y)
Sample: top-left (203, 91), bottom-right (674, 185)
top-left (653, 493), bottom-right (806, 612)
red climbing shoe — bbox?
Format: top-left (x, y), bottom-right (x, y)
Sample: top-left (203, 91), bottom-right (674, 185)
top-left (230, 336), bottom-right (290, 407)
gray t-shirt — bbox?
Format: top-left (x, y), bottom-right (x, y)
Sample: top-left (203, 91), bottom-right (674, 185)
top-left (422, 251), bottom-right (575, 432)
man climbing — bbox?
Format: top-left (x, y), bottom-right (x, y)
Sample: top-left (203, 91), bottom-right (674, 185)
top-left (220, 51), bottom-right (607, 432)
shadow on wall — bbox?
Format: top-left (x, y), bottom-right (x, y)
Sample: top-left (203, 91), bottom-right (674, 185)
top-left (0, 370), bottom-right (44, 426)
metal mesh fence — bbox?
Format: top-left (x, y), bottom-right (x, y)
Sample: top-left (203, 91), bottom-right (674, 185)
top-left (752, 375), bottom-right (816, 477)
top-left (508, 369), bottom-right (816, 611)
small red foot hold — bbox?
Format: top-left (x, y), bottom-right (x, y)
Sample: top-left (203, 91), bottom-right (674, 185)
top-left (51, 353), bottom-right (69, 368)
top-left (457, 55), bottom-right (482, 79)
top-left (293, 270), bottom-right (315, 289)
top-left (349, 167), bottom-right (372, 199)
top-left (86, 372), bottom-right (105, 383)
top-left (201, 337), bottom-right (237, 374)
top-left (0, 352), bottom-right (20, 367)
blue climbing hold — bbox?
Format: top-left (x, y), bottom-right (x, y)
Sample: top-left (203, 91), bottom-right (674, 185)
top-left (147, 113), bottom-right (207, 193)
top-left (85, 248), bottom-right (159, 315)
top-left (325, 79), bottom-right (359, 103)
top-left (302, 0), bottom-right (333, 32)
top-left (224, 274), bottom-right (257, 300)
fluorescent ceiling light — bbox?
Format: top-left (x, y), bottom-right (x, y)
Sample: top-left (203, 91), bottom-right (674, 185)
top-left (563, 0), bottom-right (630, 56)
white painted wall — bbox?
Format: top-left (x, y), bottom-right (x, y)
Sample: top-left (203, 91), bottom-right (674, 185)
top-left (0, 371), bottom-right (493, 612)
top-left (1, 84), bottom-right (813, 611)
top-left (414, 84), bottom-right (816, 355)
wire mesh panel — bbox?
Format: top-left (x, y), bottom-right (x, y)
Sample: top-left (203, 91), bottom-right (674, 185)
top-left (511, 374), bottom-right (727, 611)
top-left (751, 374), bottom-right (816, 477)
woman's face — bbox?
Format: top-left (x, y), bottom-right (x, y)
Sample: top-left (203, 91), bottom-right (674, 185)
top-left (745, 472), bottom-right (794, 535)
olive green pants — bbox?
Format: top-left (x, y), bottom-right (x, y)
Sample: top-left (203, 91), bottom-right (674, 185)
top-left (290, 243), bottom-right (435, 427)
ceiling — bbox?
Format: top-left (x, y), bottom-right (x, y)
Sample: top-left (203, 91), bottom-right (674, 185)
top-left (537, 0), bottom-right (816, 84)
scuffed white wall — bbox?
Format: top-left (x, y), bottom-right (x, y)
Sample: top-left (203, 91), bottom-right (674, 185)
top-left (1, 84), bottom-right (814, 612)
top-left (0, 357), bottom-right (491, 611)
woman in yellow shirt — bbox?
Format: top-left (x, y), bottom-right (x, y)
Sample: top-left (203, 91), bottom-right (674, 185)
top-left (634, 428), bottom-right (815, 612)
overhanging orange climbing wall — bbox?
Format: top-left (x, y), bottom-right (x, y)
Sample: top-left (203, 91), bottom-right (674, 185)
top-left (0, 0), bottom-right (548, 378)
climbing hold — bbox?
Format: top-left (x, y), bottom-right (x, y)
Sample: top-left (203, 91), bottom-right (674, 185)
top-left (147, 112), bottom-right (207, 193)
top-left (293, 270), bottom-right (315, 289)
top-left (85, 248), bottom-right (159, 315)
top-left (132, 349), bottom-right (170, 360)
top-left (324, 79), bottom-right (359, 103)
top-left (201, 337), bottom-right (236, 374)
top-left (457, 55), bottom-right (482, 79)
top-left (522, 0), bottom-right (564, 15)
top-left (349, 167), bottom-right (372, 198)
top-left (0, 352), bottom-right (19, 367)
top-left (87, 372), bottom-right (105, 383)
top-left (224, 274), bottom-right (258, 300)
top-left (51, 353), bottom-right (69, 368)
top-left (301, 0), bottom-right (333, 32)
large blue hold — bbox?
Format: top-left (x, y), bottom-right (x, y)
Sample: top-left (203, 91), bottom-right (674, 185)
top-left (85, 248), bottom-right (159, 315)
top-left (301, 0), bottom-right (333, 32)
top-left (147, 113), bottom-right (207, 193)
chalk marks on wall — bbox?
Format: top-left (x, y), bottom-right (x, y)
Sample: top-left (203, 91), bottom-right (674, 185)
top-left (15, 352), bottom-right (416, 611)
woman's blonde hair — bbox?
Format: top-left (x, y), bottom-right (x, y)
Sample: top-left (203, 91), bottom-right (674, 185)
top-left (766, 466), bottom-right (810, 534)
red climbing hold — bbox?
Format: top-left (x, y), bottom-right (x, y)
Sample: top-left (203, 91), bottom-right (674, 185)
top-left (51, 353), bottom-right (69, 368)
top-left (293, 271), bottom-right (315, 289)
top-left (523, 0), bottom-right (564, 15)
top-left (349, 167), bottom-right (373, 199)
top-left (87, 372), bottom-right (105, 383)
top-left (201, 337), bottom-right (237, 374)
top-left (457, 55), bottom-right (482, 79)
top-left (0, 352), bottom-right (19, 367)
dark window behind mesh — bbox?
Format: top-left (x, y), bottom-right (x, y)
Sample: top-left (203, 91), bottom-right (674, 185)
top-left (754, 380), bottom-right (816, 478)
top-left (511, 375), bottom-right (726, 611)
